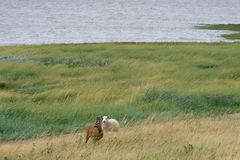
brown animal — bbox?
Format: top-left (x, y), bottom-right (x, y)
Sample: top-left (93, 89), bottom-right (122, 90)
top-left (85, 116), bottom-right (103, 143)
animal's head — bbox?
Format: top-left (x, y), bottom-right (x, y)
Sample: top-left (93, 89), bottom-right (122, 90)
top-left (102, 116), bottom-right (109, 124)
top-left (94, 116), bottom-right (103, 127)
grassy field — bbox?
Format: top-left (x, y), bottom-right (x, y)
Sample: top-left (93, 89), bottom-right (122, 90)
top-left (1, 116), bottom-right (240, 160)
top-left (196, 24), bottom-right (240, 40)
top-left (0, 43), bottom-right (240, 143)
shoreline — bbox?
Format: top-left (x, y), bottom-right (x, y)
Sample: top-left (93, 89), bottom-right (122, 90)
top-left (1, 40), bottom-right (240, 47)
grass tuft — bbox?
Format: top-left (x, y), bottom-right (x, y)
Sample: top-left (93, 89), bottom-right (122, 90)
top-left (0, 82), bottom-right (8, 89)
top-left (195, 63), bottom-right (218, 69)
top-left (142, 89), bottom-right (240, 115)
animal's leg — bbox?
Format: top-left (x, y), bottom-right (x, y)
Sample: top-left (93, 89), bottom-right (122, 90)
top-left (85, 134), bottom-right (90, 143)
top-left (92, 137), bottom-right (98, 144)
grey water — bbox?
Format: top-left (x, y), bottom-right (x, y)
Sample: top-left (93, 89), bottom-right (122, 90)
top-left (0, 0), bottom-right (240, 45)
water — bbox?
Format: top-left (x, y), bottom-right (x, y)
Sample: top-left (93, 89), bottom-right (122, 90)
top-left (0, 0), bottom-right (240, 45)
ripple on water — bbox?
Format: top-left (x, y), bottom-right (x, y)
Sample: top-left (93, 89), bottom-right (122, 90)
top-left (0, 0), bottom-right (240, 45)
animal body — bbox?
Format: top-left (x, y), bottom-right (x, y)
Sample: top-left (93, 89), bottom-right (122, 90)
top-left (101, 116), bottom-right (120, 132)
top-left (85, 116), bottom-right (103, 143)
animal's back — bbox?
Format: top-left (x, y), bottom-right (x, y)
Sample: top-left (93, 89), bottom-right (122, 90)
top-left (109, 119), bottom-right (120, 131)
top-left (87, 124), bottom-right (97, 136)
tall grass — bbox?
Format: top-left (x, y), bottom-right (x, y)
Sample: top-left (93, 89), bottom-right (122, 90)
top-left (0, 43), bottom-right (240, 142)
top-left (1, 117), bottom-right (240, 160)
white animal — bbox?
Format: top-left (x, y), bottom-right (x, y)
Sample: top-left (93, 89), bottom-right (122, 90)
top-left (101, 116), bottom-right (120, 132)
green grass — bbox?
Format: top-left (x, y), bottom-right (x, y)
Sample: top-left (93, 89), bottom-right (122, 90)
top-left (0, 43), bottom-right (240, 142)
top-left (222, 33), bottom-right (240, 40)
top-left (195, 24), bottom-right (240, 40)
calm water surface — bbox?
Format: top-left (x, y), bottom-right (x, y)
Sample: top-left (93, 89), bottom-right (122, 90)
top-left (0, 0), bottom-right (240, 45)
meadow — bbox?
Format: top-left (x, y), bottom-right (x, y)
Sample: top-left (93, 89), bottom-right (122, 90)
top-left (0, 42), bottom-right (240, 144)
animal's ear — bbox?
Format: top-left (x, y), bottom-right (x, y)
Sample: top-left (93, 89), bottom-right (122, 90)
top-left (96, 116), bottom-right (102, 120)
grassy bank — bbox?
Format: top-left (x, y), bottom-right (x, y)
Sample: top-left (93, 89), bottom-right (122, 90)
top-left (0, 43), bottom-right (240, 142)
top-left (1, 117), bottom-right (240, 160)
top-left (196, 24), bottom-right (240, 40)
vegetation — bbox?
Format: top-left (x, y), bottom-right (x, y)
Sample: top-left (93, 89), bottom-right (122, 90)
top-left (195, 24), bottom-right (240, 40)
top-left (0, 43), bottom-right (240, 142)
top-left (1, 117), bottom-right (240, 160)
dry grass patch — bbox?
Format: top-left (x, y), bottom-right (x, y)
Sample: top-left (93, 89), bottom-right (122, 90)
top-left (1, 117), bottom-right (240, 160)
